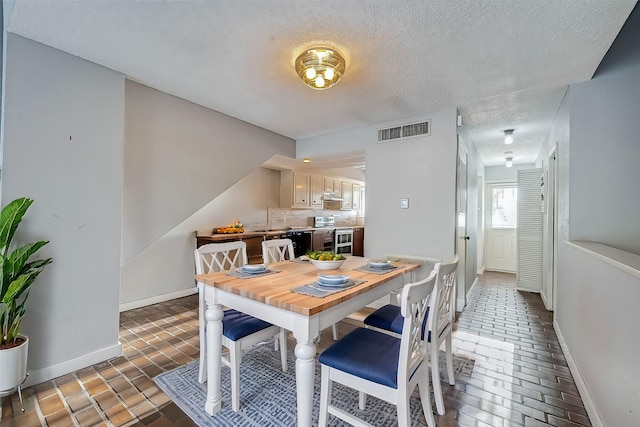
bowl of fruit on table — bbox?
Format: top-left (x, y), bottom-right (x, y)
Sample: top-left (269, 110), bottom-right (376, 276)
top-left (307, 251), bottom-right (347, 270)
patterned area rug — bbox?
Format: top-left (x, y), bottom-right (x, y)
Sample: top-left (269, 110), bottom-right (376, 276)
top-left (154, 343), bottom-right (474, 426)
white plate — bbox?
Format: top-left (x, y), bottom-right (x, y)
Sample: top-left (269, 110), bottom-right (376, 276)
top-left (317, 274), bottom-right (349, 286)
top-left (368, 260), bottom-right (392, 269)
top-left (241, 264), bottom-right (266, 273)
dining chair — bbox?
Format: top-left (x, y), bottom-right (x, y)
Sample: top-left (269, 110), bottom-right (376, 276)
top-left (261, 238), bottom-right (295, 263)
top-left (261, 238), bottom-right (339, 340)
top-left (362, 258), bottom-right (458, 415)
top-left (194, 241), bottom-right (287, 412)
top-left (317, 269), bottom-right (438, 427)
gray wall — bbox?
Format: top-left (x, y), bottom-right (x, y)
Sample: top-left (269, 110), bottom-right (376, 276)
top-left (2, 34), bottom-right (124, 384)
top-left (534, 5), bottom-right (640, 425)
top-left (568, 33), bottom-right (640, 255)
top-left (485, 163), bottom-right (536, 182)
top-left (121, 82), bottom-right (294, 307)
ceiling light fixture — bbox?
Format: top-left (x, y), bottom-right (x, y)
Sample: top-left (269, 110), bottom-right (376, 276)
top-left (505, 151), bottom-right (513, 168)
top-left (302, 158), bottom-right (311, 163)
top-left (504, 129), bottom-right (515, 145)
top-left (295, 46), bottom-right (346, 90)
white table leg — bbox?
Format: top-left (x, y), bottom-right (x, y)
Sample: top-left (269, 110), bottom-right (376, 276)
top-left (205, 302), bottom-right (224, 416)
top-left (295, 339), bottom-right (316, 427)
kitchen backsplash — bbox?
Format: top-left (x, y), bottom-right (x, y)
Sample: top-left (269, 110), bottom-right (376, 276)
top-left (267, 207), bottom-right (363, 230)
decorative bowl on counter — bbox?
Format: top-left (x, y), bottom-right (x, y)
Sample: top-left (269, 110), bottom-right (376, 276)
top-left (311, 259), bottom-right (346, 270)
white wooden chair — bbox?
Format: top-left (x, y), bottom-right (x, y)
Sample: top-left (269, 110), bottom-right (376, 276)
top-left (261, 238), bottom-right (339, 340)
top-left (363, 258), bottom-right (458, 415)
top-left (195, 241), bottom-right (287, 412)
top-left (261, 238), bottom-right (295, 263)
top-left (317, 269), bottom-right (438, 427)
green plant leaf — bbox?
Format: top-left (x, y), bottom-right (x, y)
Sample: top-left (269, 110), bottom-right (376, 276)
top-left (0, 198), bottom-right (32, 256)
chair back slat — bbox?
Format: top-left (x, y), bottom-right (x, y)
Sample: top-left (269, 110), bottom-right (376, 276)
top-left (398, 268), bottom-right (437, 388)
top-left (261, 238), bottom-right (295, 264)
top-left (428, 258), bottom-right (458, 339)
top-left (195, 241), bottom-right (248, 274)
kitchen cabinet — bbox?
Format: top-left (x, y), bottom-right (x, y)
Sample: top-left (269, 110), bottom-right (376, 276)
top-left (352, 227), bottom-right (364, 256)
top-left (341, 181), bottom-right (353, 210)
top-left (352, 184), bottom-right (361, 211)
top-left (324, 178), bottom-right (334, 193)
top-left (333, 179), bottom-right (342, 196)
top-left (242, 235), bottom-right (265, 264)
top-left (280, 170), bottom-right (310, 208)
top-left (310, 174), bottom-right (324, 208)
top-left (313, 229), bottom-right (335, 252)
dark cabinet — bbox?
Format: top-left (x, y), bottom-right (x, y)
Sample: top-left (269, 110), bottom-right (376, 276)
top-left (195, 234), bottom-right (266, 264)
top-left (352, 227), bottom-right (364, 256)
top-left (313, 229), bottom-right (335, 252)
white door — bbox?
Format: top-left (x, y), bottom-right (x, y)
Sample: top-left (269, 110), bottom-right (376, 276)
top-left (485, 182), bottom-right (517, 272)
top-left (456, 139), bottom-right (468, 311)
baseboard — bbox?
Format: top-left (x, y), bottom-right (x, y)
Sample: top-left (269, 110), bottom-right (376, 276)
top-left (477, 266), bottom-right (485, 275)
top-left (515, 287), bottom-right (540, 294)
top-left (25, 343), bottom-right (122, 388)
top-left (119, 288), bottom-right (198, 312)
top-left (467, 276), bottom-right (478, 300)
top-left (553, 320), bottom-right (604, 427)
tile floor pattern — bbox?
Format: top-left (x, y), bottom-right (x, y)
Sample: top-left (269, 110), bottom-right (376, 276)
top-left (0, 271), bottom-right (591, 426)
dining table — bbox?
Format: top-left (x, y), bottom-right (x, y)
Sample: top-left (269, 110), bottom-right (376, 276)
top-left (195, 256), bottom-right (420, 427)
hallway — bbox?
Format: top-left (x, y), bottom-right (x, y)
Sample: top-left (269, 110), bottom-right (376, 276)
top-left (0, 271), bottom-right (590, 426)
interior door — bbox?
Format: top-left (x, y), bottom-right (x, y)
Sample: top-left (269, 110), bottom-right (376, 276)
top-left (455, 139), bottom-right (468, 311)
top-left (485, 182), bottom-right (517, 272)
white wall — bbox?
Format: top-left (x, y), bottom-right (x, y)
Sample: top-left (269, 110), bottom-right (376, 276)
top-left (2, 34), bottom-right (124, 384)
top-left (485, 163), bottom-right (536, 181)
top-left (298, 109), bottom-right (460, 262)
top-left (557, 242), bottom-right (640, 427)
top-left (121, 81), bottom-right (294, 306)
top-left (123, 81), bottom-right (295, 262)
top-left (120, 167), bottom-right (281, 307)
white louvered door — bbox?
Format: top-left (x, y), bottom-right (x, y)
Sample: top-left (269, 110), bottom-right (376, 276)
top-left (516, 168), bottom-right (543, 292)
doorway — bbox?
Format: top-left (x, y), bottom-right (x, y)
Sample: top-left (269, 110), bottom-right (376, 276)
top-left (541, 145), bottom-right (558, 311)
top-left (485, 181), bottom-right (518, 272)
top-left (456, 138), bottom-right (468, 311)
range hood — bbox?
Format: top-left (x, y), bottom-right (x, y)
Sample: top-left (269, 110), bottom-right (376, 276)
top-left (322, 192), bottom-right (344, 202)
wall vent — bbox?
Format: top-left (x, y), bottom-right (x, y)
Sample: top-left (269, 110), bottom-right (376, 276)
top-left (377, 120), bottom-right (430, 142)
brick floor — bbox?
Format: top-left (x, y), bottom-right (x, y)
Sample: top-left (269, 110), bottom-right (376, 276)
top-left (0, 271), bottom-right (590, 426)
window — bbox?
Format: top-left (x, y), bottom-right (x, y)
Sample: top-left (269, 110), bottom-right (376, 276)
top-left (491, 185), bottom-right (517, 228)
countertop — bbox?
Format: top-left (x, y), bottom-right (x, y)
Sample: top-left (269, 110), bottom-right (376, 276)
top-left (196, 226), bottom-right (364, 241)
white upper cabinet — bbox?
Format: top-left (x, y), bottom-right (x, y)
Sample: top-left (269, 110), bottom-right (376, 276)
top-left (310, 175), bottom-right (324, 207)
top-left (341, 181), bottom-right (353, 210)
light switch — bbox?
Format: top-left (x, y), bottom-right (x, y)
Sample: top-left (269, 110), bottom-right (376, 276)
top-left (400, 198), bottom-right (409, 209)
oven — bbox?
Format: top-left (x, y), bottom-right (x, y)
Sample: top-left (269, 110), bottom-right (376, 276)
top-left (335, 228), bottom-right (353, 255)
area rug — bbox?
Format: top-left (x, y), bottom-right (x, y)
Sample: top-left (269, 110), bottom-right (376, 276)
top-left (154, 343), bottom-right (474, 426)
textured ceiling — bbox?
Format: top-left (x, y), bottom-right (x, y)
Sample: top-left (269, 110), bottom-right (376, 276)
top-left (7, 1), bottom-right (636, 166)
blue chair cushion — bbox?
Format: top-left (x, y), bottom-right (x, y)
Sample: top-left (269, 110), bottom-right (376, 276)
top-left (363, 304), bottom-right (431, 341)
top-left (222, 309), bottom-right (273, 341)
top-left (318, 328), bottom-right (400, 388)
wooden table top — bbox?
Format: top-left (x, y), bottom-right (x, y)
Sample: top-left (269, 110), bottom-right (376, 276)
top-left (195, 257), bottom-right (419, 316)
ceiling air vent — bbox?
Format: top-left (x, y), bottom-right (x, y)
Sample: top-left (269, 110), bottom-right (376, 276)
top-left (377, 120), bottom-right (430, 142)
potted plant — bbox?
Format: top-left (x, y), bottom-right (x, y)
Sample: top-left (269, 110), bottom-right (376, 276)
top-left (0, 198), bottom-right (52, 395)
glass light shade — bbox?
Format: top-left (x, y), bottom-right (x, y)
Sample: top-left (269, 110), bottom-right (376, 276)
top-left (295, 47), bottom-right (346, 90)
top-left (504, 129), bottom-right (514, 145)
top-left (506, 157), bottom-right (513, 168)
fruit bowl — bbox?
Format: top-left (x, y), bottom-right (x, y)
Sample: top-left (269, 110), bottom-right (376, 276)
top-left (311, 259), bottom-right (346, 270)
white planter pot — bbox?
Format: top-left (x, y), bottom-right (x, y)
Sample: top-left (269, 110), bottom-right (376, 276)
top-left (0, 334), bottom-right (29, 393)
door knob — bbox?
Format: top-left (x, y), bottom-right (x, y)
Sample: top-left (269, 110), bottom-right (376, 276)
top-left (464, 236), bottom-right (470, 240)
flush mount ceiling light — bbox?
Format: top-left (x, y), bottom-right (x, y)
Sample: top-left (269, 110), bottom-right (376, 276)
top-left (505, 151), bottom-right (514, 168)
top-left (295, 46), bottom-right (346, 90)
top-left (504, 129), bottom-right (515, 145)
top-left (302, 158), bottom-right (311, 163)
